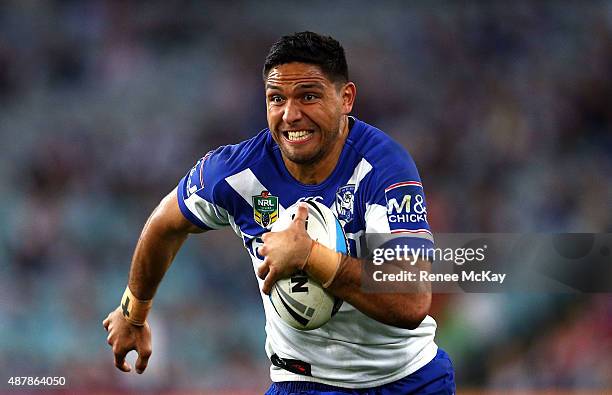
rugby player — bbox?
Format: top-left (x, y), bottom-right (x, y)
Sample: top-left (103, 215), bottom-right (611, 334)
top-left (103, 31), bottom-right (455, 394)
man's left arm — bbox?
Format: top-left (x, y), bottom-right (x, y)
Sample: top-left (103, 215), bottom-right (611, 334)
top-left (325, 253), bottom-right (431, 330)
top-left (257, 204), bottom-right (431, 330)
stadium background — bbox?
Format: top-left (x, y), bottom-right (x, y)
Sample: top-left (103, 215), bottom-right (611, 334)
top-left (0, 1), bottom-right (610, 393)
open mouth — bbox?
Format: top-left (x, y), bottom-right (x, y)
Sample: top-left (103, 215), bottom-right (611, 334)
top-left (283, 130), bottom-right (314, 143)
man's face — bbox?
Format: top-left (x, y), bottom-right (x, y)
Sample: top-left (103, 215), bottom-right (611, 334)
top-left (265, 62), bottom-right (353, 166)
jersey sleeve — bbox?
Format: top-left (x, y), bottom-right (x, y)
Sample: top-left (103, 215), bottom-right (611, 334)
top-left (176, 151), bottom-right (231, 230)
top-left (363, 149), bottom-right (434, 252)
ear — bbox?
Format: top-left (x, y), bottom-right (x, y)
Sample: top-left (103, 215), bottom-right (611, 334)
top-left (340, 82), bottom-right (356, 115)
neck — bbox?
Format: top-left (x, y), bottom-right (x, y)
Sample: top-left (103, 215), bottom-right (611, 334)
top-left (284, 116), bottom-right (349, 185)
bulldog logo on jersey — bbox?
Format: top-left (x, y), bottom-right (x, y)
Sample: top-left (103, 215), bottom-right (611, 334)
top-left (253, 191), bottom-right (278, 227)
top-left (335, 184), bottom-right (355, 223)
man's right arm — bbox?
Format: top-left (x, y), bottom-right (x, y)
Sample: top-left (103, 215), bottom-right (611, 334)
top-left (103, 187), bottom-right (204, 374)
top-left (127, 187), bottom-right (204, 300)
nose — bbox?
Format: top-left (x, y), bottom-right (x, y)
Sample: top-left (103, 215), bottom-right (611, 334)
top-left (282, 99), bottom-right (302, 124)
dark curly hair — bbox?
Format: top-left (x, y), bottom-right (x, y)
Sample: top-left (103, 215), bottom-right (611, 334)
top-left (263, 31), bottom-right (349, 84)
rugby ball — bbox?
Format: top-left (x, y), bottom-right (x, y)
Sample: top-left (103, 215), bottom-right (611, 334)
top-left (269, 200), bottom-right (347, 330)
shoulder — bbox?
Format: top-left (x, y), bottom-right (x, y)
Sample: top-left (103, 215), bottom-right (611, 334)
top-left (180, 128), bottom-right (272, 196)
top-left (348, 119), bottom-right (432, 240)
top-left (347, 118), bottom-right (420, 181)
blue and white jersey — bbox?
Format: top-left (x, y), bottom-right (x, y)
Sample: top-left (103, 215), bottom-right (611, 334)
top-left (177, 117), bottom-right (438, 388)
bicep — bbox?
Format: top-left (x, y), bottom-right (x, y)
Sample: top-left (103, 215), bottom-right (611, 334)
top-left (152, 188), bottom-right (207, 235)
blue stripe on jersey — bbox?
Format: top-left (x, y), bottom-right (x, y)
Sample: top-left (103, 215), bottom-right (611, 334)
top-left (334, 219), bottom-right (348, 255)
top-left (382, 236), bottom-right (435, 261)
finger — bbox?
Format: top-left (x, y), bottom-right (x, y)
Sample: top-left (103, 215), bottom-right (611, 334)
top-left (135, 347), bottom-right (152, 374)
top-left (293, 203), bottom-right (309, 226)
top-left (257, 244), bottom-right (268, 257)
top-left (113, 348), bottom-right (132, 372)
top-left (257, 259), bottom-right (270, 280)
top-left (262, 267), bottom-right (277, 295)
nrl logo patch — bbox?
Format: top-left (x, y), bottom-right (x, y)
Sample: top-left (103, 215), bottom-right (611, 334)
top-left (253, 190), bottom-right (279, 228)
top-left (336, 184), bottom-right (355, 223)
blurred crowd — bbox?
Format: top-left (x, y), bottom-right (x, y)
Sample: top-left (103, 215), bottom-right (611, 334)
top-left (0, 1), bottom-right (610, 392)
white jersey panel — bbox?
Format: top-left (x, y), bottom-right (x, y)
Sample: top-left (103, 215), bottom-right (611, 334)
top-left (183, 193), bottom-right (230, 230)
top-left (226, 168), bottom-right (286, 212)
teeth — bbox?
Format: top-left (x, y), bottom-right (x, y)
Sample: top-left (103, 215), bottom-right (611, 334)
top-left (287, 130), bottom-right (312, 141)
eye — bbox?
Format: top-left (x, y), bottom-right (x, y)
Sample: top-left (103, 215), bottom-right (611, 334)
top-left (269, 95), bottom-right (284, 104)
top-left (304, 94), bottom-right (317, 101)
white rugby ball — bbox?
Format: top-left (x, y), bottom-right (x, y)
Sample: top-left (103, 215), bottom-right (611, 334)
top-left (269, 200), bottom-right (347, 330)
